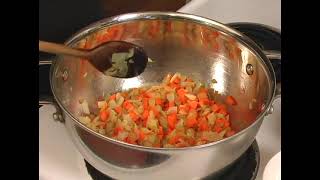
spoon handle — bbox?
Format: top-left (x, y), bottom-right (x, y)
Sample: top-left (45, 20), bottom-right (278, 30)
top-left (39, 40), bottom-right (88, 58)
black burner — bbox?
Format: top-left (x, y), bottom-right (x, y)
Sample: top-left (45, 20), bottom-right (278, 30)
top-left (84, 141), bottom-right (259, 180)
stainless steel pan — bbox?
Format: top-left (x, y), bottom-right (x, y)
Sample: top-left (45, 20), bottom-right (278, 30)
top-left (39, 12), bottom-right (280, 179)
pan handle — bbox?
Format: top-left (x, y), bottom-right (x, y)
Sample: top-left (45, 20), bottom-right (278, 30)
top-left (262, 50), bottom-right (281, 115)
top-left (263, 50), bottom-right (281, 99)
top-left (39, 60), bottom-right (65, 123)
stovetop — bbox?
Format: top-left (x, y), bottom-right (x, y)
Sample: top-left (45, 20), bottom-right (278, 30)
top-left (84, 140), bottom-right (259, 180)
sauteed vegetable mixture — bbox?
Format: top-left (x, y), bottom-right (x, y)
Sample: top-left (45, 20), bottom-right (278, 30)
top-left (79, 73), bottom-right (236, 148)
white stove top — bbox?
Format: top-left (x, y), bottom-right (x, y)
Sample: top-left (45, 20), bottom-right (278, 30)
top-left (39, 1), bottom-right (281, 179)
top-left (179, 0), bottom-right (281, 29)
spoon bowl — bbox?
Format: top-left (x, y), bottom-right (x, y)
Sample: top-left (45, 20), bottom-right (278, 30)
top-left (39, 40), bottom-right (148, 78)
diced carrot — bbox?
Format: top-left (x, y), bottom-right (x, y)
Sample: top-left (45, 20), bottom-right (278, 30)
top-left (167, 113), bottom-right (177, 129)
top-left (145, 92), bottom-right (153, 98)
top-left (158, 126), bottom-right (164, 135)
top-left (173, 77), bottom-right (180, 84)
top-left (188, 101), bottom-right (198, 109)
top-left (169, 83), bottom-right (180, 89)
top-left (179, 96), bottom-right (187, 104)
top-left (213, 125), bottom-right (222, 133)
top-left (114, 126), bottom-right (123, 136)
top-left (179, 105), bottom-right (189, 113)
top-left (100, 110), bottom-right (109, 122)
top-left (115, 106), bottom-right (122, 114)
top-left (177, 88), bottom-right (186, 96)
top-left (186, 118), bottom-right (197, 128)
top-left (219, 107), bottom-right (228, 116)
top-left (198, 118), bottom-right (209, 131)
top-left (129, 111), bottom-right (139, 122)
top-left (125, 137), bottom-right (137, 145)
top-left (197, 93), bottom-right (206, 100)
top-left (142, 110), bottom-right (149, 120)
top-left (123, 101), bottom-right (134, 111)
top-left (226, 96), bottom-right (237, 106)
top-left (143, 98), bottom-right (149, 109)
top-left (200, 123), bottom-right (209, 131)
top-left (199, 88), bottom-right (208, 94)
top-left (156, 98), bottom-right (163, 106)
top-left (139, 131), bottom-right (145, 141)
top-left (109, 94), bottom-right (116, 101)
top-left (92, 73), bottom-right (236, 148)
top-left (212, 104), bottom-right (220, 112)
top-left (216, 118), bottom-right (225, 127)
top-left (199, 98), bottom-right (210, 106)
top-left (152, 107), bottom-right (160, 118)
top-left (177, 88), bottom-right (187, 103)
top-left (169, 135), bottom-right (181, 145)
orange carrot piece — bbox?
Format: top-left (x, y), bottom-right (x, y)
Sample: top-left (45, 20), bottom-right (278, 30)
top-left (167, 113), bottom-right (177, 129)
top-left (186, 119), bottom-right (197, 128)
top-left (100, 110), bottom-right (109, 122)
top-left (212, 104), bottom-right (220, 112)
top-left (188, 101), bottom-right (198, 110)
top-left (142, 110), bottom-right (149, 120)
top-left (115, 106), bottom-right (122, 114)
top-left (139, 131), bottom-right (145, 141)
top-left (109, 94), bottom-right (116, 100)
top-left (156, 98), bottom-right (163, 105)
top-left (129, 111), bottom-right (139, 122)
top-left (143, 98), bottom-right (149, 109)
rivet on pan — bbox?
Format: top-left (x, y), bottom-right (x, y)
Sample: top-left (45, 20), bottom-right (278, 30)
top-left (266, 105), bottom-right (274, 115)
top-left (53, 113), bottom-right (59, 121)
top-left (246, 64), bottom-right (254, 75)
top-left (62, 69), bottom-right (68, 81)
top-left (53, 112), bottom-right (64, 123)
